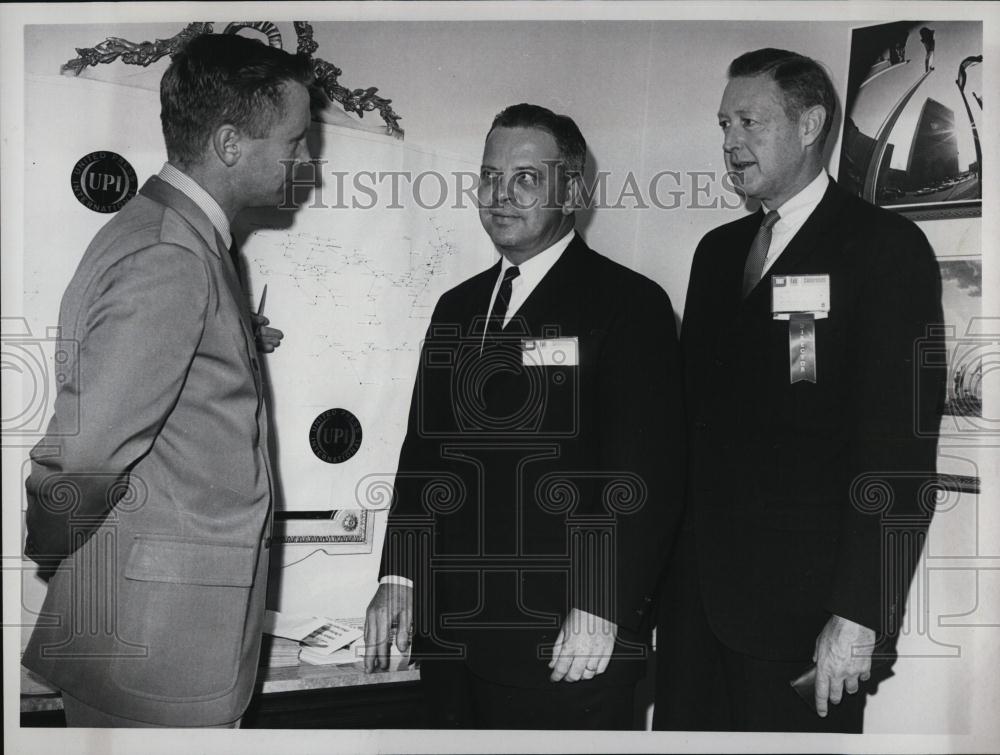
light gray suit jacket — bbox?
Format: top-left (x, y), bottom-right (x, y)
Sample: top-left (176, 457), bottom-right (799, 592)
top-left (22, 176), bottom-right (273, 726)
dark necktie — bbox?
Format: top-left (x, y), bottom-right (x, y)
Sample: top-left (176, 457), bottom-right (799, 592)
top-left (228, 238), bottom-right (244, 288)
top-left (486, 265), bottom-right (520, 337)
top-left (741, 210), bottom-right (780, 298)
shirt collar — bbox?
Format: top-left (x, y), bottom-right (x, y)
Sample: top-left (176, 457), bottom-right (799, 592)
top-left (764, 170), bottom-right (829, 229)
top-left (498, 229), bottom-right (575, 278)
top-left (157, 163), bottom-right (232, 249)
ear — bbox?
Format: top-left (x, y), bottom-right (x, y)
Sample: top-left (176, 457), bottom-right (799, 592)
top-left (800, 105), bottom-right (826, 149)
top-left (560, 172), bottom-right (581, 216)
top-left (212, 124), bottom-right (242, 167)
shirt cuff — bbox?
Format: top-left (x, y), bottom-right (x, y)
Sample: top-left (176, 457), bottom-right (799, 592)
top-left (573, 607), bottom-right (618, 632)
top-left (380, 575), bottom-right (414, 588)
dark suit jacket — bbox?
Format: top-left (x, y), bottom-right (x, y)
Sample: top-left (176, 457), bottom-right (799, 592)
top-left (380, 234), bottom-right (685, 688)
top-left (678, 178), bottom-right (945, 661)
top-left (22, 176), bottom-right (273, 726)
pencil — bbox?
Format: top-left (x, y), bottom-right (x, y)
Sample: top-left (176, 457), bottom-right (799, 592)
top-left (257, 284), bottom-right (268, 317)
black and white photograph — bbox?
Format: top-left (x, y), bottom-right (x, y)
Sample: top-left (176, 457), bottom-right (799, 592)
top-left (839, 20), bottom-right (984, 220)
top-left (1, 2), bottom-right (997, 754)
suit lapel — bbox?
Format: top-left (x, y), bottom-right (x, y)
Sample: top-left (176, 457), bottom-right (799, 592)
top-left (739, 180), bottom-right (847, 309)
top-left (470, 260), bottom-right (503, 338)
top-left (140, 176), bottom-right (224, 259)
top-left (139, 176), bottom-right (251, 329)
top-left (505, 234), bottom-right (590, 337)
top-left (760, 180), bottom-right (847, 279)
top-left (729, 211), bottom-right (765, 305)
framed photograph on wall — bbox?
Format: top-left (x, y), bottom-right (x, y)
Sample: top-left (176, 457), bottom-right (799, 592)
top-left (939, 256), bottom-right (984, 420)
top-left (839, 21), bottom-right (983, 221)
top-left (934, 254), bottom-right (986, 493)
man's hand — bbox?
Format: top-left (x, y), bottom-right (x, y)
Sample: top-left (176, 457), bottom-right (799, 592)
top-left (363, 582), bottom-right (413, 673)
top-left (813, 614), bottom-right (876, 717)
top-left (548, 608), bottom-right (617, 683)
top-left (251, 313), bottom-right (284, 353)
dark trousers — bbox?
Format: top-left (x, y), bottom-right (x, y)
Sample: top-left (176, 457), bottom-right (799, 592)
top-left (653, 537), bottom-right (865, 733)
top-left (420, 659), bottom-right (636, 729)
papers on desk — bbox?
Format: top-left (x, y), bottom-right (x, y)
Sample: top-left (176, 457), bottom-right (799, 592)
top-left (263, 611), bottom-right (363, 664)
top-left (262, 611), bottom-right (410, 668)
top-left (263, 611), bottom-right (361, 649)
top-left (299, 643), bottom-right (363, 666)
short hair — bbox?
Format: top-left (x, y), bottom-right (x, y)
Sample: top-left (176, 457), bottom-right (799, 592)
top-left (160, 34), bottom-right (314, 166)
top-left (728, 48), bottom-right (837, 145)
top-left (487, 103), bottom-right (587, 178)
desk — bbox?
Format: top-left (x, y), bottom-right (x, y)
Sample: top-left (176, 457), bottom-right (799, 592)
top-left (20, 638), bottom-right (424, 728)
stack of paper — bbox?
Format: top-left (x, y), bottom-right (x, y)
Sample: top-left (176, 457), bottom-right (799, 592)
top-left (262, 611), bottom-right (411, 669)
top-left (297, 617), bottom-right (364, 665)
top-left (260, 635), bottom-right (304, 668)
top-left (263, 610), bottom-right (363, 664)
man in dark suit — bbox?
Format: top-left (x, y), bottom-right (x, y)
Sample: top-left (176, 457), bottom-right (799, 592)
top-left (22, 34), bottom-right (309, 727)
top-left (364, 103), bottom-right (685, 729)
top-left (654, 48), bottom-right (946, 733)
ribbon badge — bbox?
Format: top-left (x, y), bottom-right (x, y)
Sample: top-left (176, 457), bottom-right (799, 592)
top-left (789, 313), bottom-right (817, 384)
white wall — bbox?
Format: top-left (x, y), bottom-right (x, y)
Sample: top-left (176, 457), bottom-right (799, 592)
top-left (301, 20), bottom-right (849, 313)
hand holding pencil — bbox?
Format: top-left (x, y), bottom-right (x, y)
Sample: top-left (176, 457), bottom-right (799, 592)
top-left (251, 284), bottom-right (284, 353)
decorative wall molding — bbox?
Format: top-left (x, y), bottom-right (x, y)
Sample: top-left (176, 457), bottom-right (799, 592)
top-left (61, 21), bottom-right (404, 137)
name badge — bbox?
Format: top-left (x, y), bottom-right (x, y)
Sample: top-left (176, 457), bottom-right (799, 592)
top-left (522, 337), bottom-right (578, 367)
top-left (771, 274), bottom-right (830, 320)
top-left (772, 275), bottom-right (829, 384)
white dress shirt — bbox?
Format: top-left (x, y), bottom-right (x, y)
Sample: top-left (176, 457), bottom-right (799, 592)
top-left (760, 170), bottom-right (829, 275)
top-left (158, 162), bottom-right (232, 250)
top-left (487, 230), bottom-right (576, 328)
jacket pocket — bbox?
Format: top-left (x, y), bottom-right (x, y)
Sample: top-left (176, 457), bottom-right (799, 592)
top-left (123, 534), bottom-right (256, 586)
top-left (111, 534), bottom-right (259, 701)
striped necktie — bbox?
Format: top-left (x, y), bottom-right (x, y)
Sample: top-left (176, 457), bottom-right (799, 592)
top-left (741, 210), bottom-right (780, 298)
top-left (486, 265), bottom-right (520, 337)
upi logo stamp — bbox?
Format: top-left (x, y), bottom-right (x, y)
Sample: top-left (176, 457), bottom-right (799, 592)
top-left (309, 408), bottom-right (363, 464)
top-left (70, 151), bottom-right (137, 213)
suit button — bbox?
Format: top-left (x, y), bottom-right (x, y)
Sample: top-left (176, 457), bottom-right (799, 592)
top-left (714, 358), bottom-right (724, 367)
top-left (695, 421), bottom-right (708, 431)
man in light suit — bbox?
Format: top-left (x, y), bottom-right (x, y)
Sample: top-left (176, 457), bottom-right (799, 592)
top-left (22, 34), bottom-right (311, 727)
top-left (364, 104), bottom-right (685, 729)
top-left (654, 48), bottom-right (945, 732)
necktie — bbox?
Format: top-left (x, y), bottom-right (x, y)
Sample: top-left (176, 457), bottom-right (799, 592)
top-left (228, 239), bottom-right (244, 288)
top-left (741, 210), bottom-right (780, 298)
top-left (486, 265), bottom-right (520, 337)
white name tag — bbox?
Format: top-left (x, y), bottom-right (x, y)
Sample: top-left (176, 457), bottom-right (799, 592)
top-left (522, 337), bottom-right (579, 367)
top-left (771, 274), bottom-right (830, 320)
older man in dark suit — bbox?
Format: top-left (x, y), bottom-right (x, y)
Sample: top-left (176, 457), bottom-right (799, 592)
top-left (22, 34), bottom-right (310, 727)
top-left (365, 103), bottom-right (686, 729)
top-left (654, 48), bottom-right (945, 733)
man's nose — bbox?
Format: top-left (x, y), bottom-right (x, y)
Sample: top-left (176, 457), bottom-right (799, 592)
top-left (493, 175), bottom-right (509, 205)
top-left (723, 127), bottom-right (741, 155)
